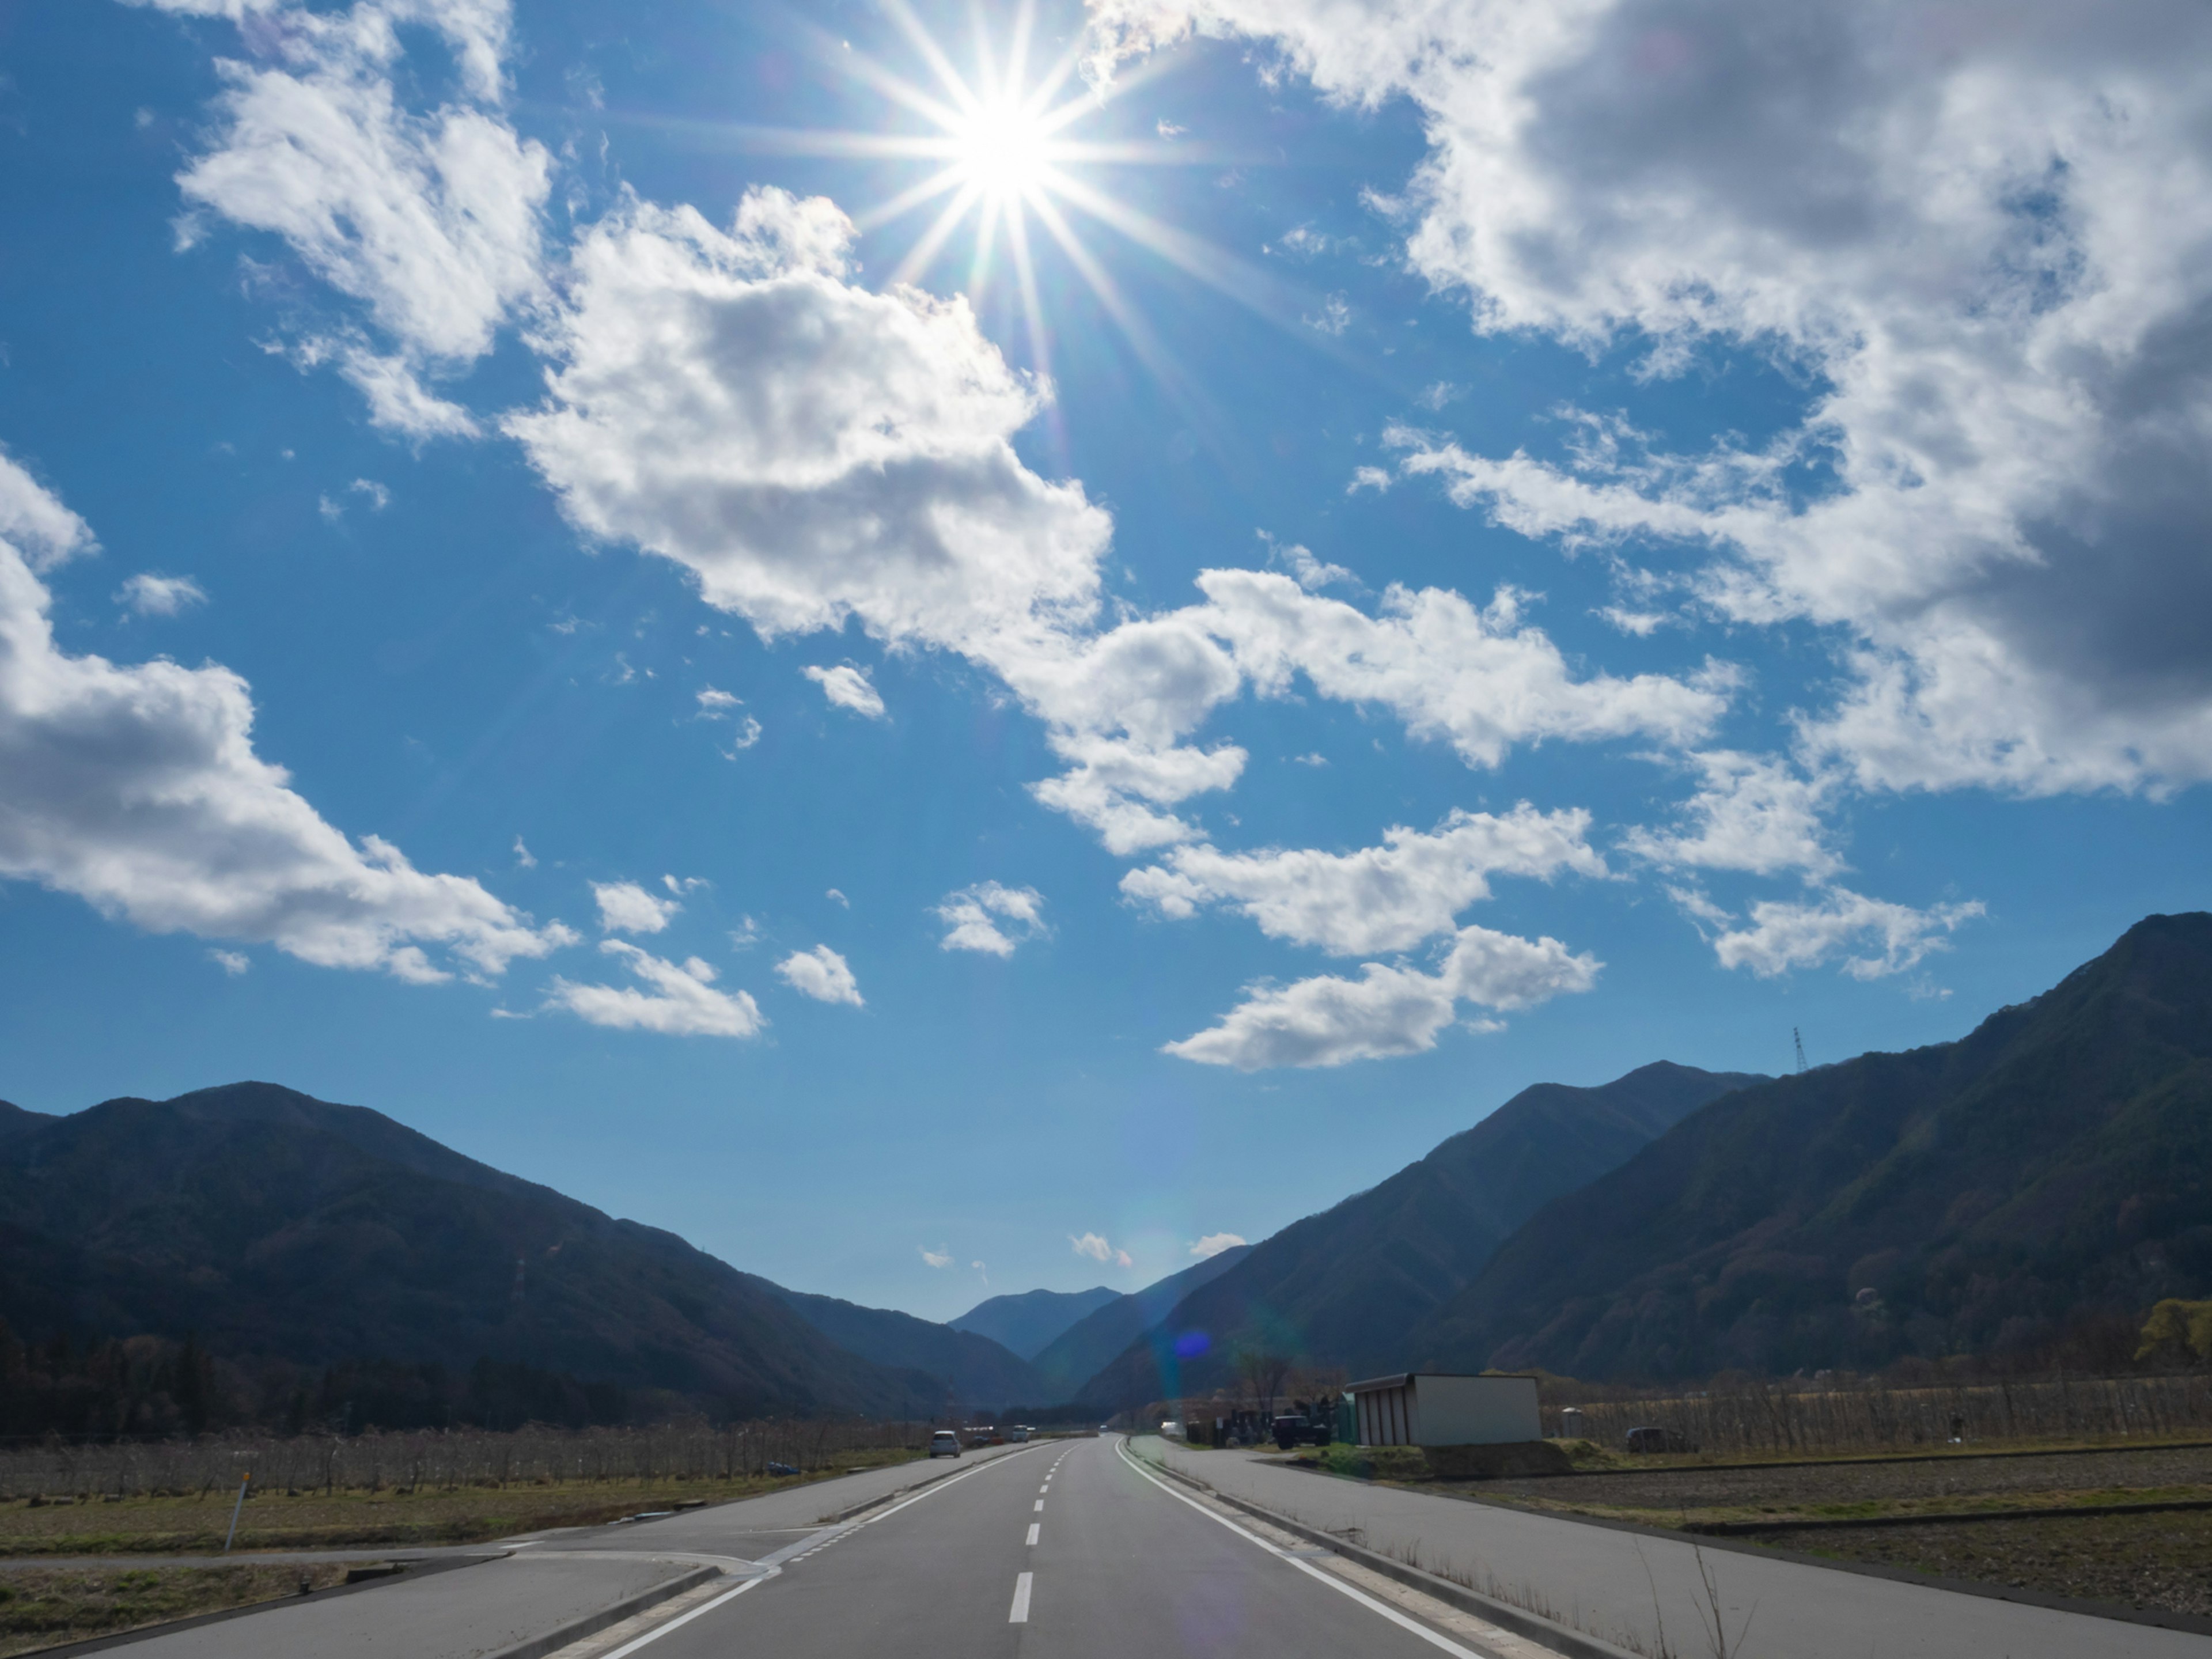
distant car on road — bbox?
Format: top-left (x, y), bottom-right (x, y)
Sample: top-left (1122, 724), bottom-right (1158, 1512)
top-left (1006, 1425), bottom-right (1031, 1442)
top-left (928, 1430), bottom-right (961, 1458)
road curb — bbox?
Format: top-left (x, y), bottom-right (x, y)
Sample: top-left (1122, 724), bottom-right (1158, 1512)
top-left (1137, 1449), bottom-right (1639, 1659)
top-left (815, 1445), bottom-right (1021, 1525)
top-left (482, 1563), bottom-right (721, 1659)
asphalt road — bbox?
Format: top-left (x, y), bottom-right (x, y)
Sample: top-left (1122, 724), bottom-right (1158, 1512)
top-left (1139, 1434), bottom-right (2212, 1659)
top-left (110, 1434), bottom-right (2212, 1658)
top-left (113, 1437), bottom-right (1509, 1659)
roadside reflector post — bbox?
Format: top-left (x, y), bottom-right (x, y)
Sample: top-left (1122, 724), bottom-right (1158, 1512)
top-left (224, 1471), bottom-right (251, 1554)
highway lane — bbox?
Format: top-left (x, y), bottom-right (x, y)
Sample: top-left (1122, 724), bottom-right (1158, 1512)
top-left (589, 1432), bottom-right (1496, 1659)
top-left (1139, 1434), bottom-right (2212, 1659)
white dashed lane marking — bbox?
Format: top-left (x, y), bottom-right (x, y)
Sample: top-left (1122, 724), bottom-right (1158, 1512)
top-left (1027, 1523), bottom-right (1040, 1546)
top-left (1009, 1571), bottom-right (1033, 1623)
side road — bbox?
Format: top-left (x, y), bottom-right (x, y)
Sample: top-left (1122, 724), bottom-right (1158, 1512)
top-left (98, 1444), bottom-right (1029, 1658)
top-left (1136, 1438), bottom-right (2212, 1659)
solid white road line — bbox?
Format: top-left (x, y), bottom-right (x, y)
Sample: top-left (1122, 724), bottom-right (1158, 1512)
top-left (599, 1574), bottom-right (774, 1659)
top-left (1113, 1439), bottom-right (1491, 1659)
top-left (1009, 1570), bottom-right (1034, 1623)
top-left (1027, 1523), bottom-right (1040, 1546)
top-left (605, 1444), bottom-right (1043, 1654)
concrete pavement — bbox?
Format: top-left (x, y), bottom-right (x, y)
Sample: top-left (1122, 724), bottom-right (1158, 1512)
top-left (1135, 1434), bottom-right (2212, 1659)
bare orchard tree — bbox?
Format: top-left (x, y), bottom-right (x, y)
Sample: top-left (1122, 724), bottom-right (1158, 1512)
top-left (1235, 1346), bottom-right (1294, 1423)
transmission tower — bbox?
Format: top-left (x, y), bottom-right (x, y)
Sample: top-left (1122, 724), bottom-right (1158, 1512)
top-left (1793, 1027), bottom-right (1808, 1074)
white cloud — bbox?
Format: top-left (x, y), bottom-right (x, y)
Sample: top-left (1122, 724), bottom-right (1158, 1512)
top-left (1199, 570), bottom-right (1730, 771)
top-left (1262, 531), bottom-right (1353, 593)
top-left (512, 835), bottom-right (535, 868)
top-left (1071, 1232), bottom-right (1134, 1268)
top-left (826, 887), bottom-right (849, 908)
top-left (920, 1245), bottom-right (953, 1268)
top-left (935, 881), bottom-right (1047, 956)
top-left (803, 662), bottom-right (887, 719)
top-left (506, 187), bottom-right (1110, 654)
top-left (1089, 0), bottom-right (2212, 796)
top-left (1189, 1232), bottom-right (1246, 1259)
top-left (350, 477), bottom-right (390, 510)
top-left (592, 879), bottom-right (679, 935)
top-left (1623, 753), bottom-right (1843, 881)
top-left (775, 944), bottom-right (863, 1006)
top-left (154, 0), bottom-right (547, 431)
top-left (723, 716), bottom-right (762, 753)
top-left (0, 452), bottom-right (569, 982)
top-left (1123, 803), bottom-right (1603, 955)
top-left (1303, 293), bottom-right (1350, 335)
top-left (496, 175), bottom-right (1727, 866)
top-left (207, 948), bottom-right (249, 975)
top-left (1709, 889), bottom-right (1985, 982)
top-left (1164, 923), bottom-right (1600, 1070)
top-left (116, 573), bottom-right (207, 616)
top-left (695, 686), bottom-right (741, 716)
top-left (543, 939), bottom-right (763, 1037)
top-left (330, 344), bottom-right (482, 438)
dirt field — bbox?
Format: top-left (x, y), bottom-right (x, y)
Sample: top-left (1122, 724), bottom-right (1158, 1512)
top-left (0, 1447), bottom-right (922, 1556)
top-left (1789, 1508), bottom-right (2212, 1618)
top-left (1484, 1441), bottom-right (2212, 1522)
top-left (0, 1562), bottom-right (354, 1656)
top-left (1468, 1441), bottom-right (2212, 1619)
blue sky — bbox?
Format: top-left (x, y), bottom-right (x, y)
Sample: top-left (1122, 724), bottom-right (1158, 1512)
top-left (2, 0), bottom-right (2207, 1320)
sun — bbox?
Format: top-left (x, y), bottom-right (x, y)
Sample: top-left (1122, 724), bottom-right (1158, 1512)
top-left (951, 98), bottom-right (1052, 200)
top-left (726, 1), bottom-right (1287, 404)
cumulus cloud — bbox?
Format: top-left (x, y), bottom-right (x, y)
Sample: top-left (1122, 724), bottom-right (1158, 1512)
top-left (1123, 802), bottom-right (1603, 955)
top-left (1071, 1232), bottom-right (1134, 1268)
top-left (116, 573), bottom-right (207, 616)
top-left (506, 188), bottom-right (1109, 651)
top-left (1189, 1232), bottom-right (1246, 1258)
top-left (1090, 0), bottom-right (2212, 796)
top-left (543, 939), bottom-right (763, 1037)
top-left (207, 948), bottom-right (249, 974)
top-left (803, 662), bottom-right (887, 719)
top-left (935, 881), bottom-right (1047, 956)
top-left (775, 944), bottom-right (863, 1006)
top-left (1164, 923), bottom-right (1600, 1069)
top-left (919, 1245), bottom-right (954, 1268)
top-left (1623, 753), bottom-right (1843, 881)
top-left (0, 453), bottom-right (569, 982)
top-left (499, 183), bottom-right (1725, 864)
top-left (591, 879), bottom-right (678, 935)
top-left (1707, 888), bottom-right (1985, 982)
top-left (151, 0), bottom-right (548, 433)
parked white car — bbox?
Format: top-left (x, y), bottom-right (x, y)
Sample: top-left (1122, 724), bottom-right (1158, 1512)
top-left (928, 1430), bottom-right (961, 1458)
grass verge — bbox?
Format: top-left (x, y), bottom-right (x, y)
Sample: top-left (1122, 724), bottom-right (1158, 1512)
top-left (0, 1562), bottom-right (354, 1656)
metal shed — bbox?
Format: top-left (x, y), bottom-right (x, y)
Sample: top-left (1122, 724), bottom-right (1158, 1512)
top-left (1346, 1372), bottom-right (1541, 1447)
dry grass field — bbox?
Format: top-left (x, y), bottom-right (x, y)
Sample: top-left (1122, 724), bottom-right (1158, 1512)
top-left (0, 1562), bottom-right (354, 1657)
top-left (0, 1449), bottom-right (922, 1558)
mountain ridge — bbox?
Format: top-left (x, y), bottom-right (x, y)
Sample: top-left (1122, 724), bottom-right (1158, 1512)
top-left (951, 1286), bottom-right (1121, 1360)
top-left (0, 1083), bottom-right (948, 1418)
top-left (1412, 912), bottom-right (2212, 1379)
top-left (1077, 1060), bottom-right (1767, 1403)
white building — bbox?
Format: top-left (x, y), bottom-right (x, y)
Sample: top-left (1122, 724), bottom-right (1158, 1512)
top-left (1347, 1373), bottom-right (1541, 1448)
